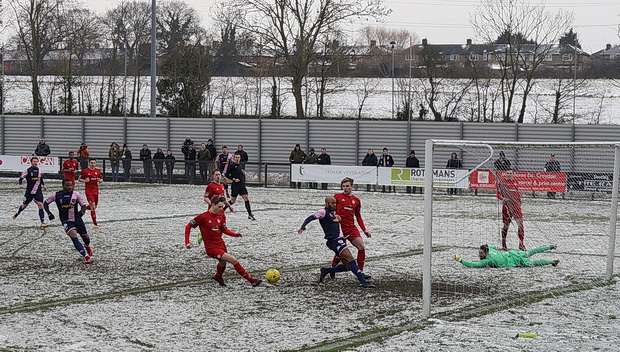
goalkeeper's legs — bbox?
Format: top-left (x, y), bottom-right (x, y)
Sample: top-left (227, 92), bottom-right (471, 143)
top-left (526, 245), bottom-right (554, 257)
top-left (531, 259), bottom-right (558, 267)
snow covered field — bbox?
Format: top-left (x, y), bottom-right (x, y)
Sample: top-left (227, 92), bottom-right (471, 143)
top-left (0, 178), bottom-right (618, 351)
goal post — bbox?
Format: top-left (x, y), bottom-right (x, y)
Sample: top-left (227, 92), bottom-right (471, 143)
top-left (422, 139), bottom-right (620, 318)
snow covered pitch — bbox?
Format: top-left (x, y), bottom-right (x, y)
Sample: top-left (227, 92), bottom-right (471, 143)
top-left (0, 178), bottom-right (618, 351)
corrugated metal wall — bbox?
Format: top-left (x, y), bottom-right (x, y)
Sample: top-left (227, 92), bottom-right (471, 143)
top-left (2, 115), bottom-right (620, 173)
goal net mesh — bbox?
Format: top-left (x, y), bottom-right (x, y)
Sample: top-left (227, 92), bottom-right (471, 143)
top-left (425, 141), bottom-right (618, 317)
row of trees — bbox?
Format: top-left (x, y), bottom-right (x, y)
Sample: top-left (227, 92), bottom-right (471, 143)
top-left (1, 0), bottom-right (618, 122)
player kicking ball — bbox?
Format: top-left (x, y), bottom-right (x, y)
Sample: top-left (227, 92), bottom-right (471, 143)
top-left (298, 196), bottom-right (375, 288)
top-left (453, 244), bottom-right (559, 268)
top-left (44, 179), bottom-right (94, 264)
top-left (184, 195), bottom-right (261, 287)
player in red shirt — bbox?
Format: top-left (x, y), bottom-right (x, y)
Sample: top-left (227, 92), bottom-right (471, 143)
top-left (78, 158), bottom-right (103, 228)
top-left (62, 151), bottom-right (80, 187)
top-left (184, 195), bottom-right (261, 287)
top-left (496, 168), bottom-right (525, 251)
top-left (331, 177), bottom-right (372, 278)
top-left (204, 170), bottom-right (234, 211)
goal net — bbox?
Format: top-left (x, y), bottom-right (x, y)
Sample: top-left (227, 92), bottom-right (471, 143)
top-left (422, 140), bottom-right (619, 318)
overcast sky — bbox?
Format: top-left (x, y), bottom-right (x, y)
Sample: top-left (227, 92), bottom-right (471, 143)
top-left (65, 0), bottom-right (620, 53)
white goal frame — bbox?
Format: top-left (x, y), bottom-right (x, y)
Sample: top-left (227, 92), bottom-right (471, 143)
top-left (422, 139), bottom-right (620, 318)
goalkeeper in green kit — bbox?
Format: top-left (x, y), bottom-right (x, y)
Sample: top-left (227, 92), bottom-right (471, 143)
top-left (453, 244), bottom-right (560, 268)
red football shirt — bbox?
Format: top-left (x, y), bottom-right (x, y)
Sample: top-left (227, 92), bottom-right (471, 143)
top-left (334, 192), bottom-right (367, 232)
top-left (62, 160), bottom-right (79, 180)
top-left (190, 211), bottom-right (238, 251)
top-left (80, 168), bottom-right (102, 194)
top-left (204, 182), bottom-right (225, 208)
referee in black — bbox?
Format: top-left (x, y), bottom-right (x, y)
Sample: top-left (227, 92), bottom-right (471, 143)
top-left (226, 154), bottom-right (256, 220)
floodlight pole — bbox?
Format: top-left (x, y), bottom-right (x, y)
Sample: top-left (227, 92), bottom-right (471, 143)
top-left (390, 41), bottom-right (396, 119)
top-left (150, 0), bottom-right (157, 117)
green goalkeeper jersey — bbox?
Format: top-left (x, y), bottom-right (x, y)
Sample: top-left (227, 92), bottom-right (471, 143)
top-left (460, 246), bottom-right (530, 268)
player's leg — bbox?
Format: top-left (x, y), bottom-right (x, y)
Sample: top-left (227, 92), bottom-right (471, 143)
top-left (241, 192), bottom-right (255, 220)
top-left (65, 224), bottom-right (92, 263)
top-left (531, 259), bottom-right (559, 266)
top-left (14, 196), bottom-right (32, 219)
top-left (525, 245), bottom-right (555, 257)
top-left (320, 239), bottom-right (349, 282)
top-left (220, 252), bottom-right (260, 286)
top-left (34, 198), bottom-right (47, 226)
top-left (212, 258), bottom-right (228, 286)
top-left (88, 194), bottom-right (99, 227)
top-left (339, 248), bottom-right (373, 287)
top-left (515, 217), bottom-right (525, 250)
top-left (501, 205), bottom-right (510, 250)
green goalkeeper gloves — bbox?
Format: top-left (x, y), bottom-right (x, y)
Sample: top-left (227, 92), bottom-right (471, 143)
top-left (452, 254), bottom-right (462, 262)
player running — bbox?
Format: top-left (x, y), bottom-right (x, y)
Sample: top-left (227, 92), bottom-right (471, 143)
top-left (13, 157), bottom-right (49, 227)
top-left (453, 244), bottom-right (559, 268)
top-left (62, 151), bottom-right (80, 187)
top-left (204, 170), bottom-right (234, 211)
top-left (78, 158), bottom-right (103, 228)
top-left (216, 146), bottom-right (234, 198)
top-left (198, 170), bottom-right (234, 245)
top-left (44, 179), bottom-right (94, 264)
top-left (184, 195), bottom-right (262, 287)
top-left (225, 154), bottom-right (256, 221)
top-left (298, 196), bottom-right (375, 288)
top-left (331, 177), bottom-right (371, 278)
top-left (496, 168), bottom-right (525, 251)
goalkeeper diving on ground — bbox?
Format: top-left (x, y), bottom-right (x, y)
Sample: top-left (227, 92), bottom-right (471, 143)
top-left (453, 244), bottom-right (559, 268)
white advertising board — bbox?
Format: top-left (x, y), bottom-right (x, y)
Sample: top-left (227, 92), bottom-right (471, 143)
top-left (0, 155), bottom-right (59, 173)
top-left (291, 165), bottom-right (377, 184)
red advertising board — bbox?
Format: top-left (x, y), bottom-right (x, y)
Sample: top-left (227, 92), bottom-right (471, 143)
top-left (469, 170), bottom-right (567, 192)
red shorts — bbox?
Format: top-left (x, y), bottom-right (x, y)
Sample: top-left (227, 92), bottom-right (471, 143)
top-left (502, 203), bottom-right (523, 222)
top-left (342, 227), bottom-right (362, 240)
top-left (86, 192), bottom-right (99, 205)
top-left (205, 245), bottom-right (227, 259)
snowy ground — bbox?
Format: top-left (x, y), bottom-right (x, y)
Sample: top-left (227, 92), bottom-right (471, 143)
top-left (0, 178), bottom-right (618, 351)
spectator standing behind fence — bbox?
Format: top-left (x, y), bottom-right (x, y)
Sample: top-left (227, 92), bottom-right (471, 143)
top-left (446, 152), bottom-right (462, 195)
top-left (121, 144), bottom-right (132, 182)
top-left (362, 149), bottom-right (378, 192)
top-left (289, 144), bottom-right (306, 189)
top-left (304, 148), bottom-right (318, 189)
top-left (197, 143), bottom-right (212, 184)
top-left (317, 148), bottom-right (331, 190)
top-left (153, 148), bottom-right (165, 183)
top-left (34, 138), bottom-right (51, 156)
top-left (493, 151), bottom-right (511, 171)
top-left (182, 144), bottom-right (197, 184)
top-left (378, 147), bottom-right (395, 193)
top-left (406, 150), bottom-right (420, 193)
top-left (140, 144), bottom-right (153, 183)
top-left (206, 139), bottom-right (217, 175)
top-left (108, 142), bottom-right (122, 182)
top-left (77, 142), bottom-right (90, 170)
top-left (181, 137), bottom-right (196, 184)
top-left (544, 153), bottom-right (561, 199)
top-left (235, 145), bottom-right (249, 170)
top-left (165, 150), bottom-right (176, 184)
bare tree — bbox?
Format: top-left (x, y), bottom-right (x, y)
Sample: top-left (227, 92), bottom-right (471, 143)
top-left (227, 0), bottom-right (390, 118)
top-left (102, 1), bottom-right (151, 115)
top-left (10, 0), bottom-right (68, 114)
top-left (157, 0), bottom-right (206, 56)
top-left (471, 0), bottom-right (573, 123)
top-left (354, 77), bottom-right (380, 119)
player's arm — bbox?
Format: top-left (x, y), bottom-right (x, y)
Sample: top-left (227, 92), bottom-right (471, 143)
top-left (184, 219), bottom-right (198, 248)
top-left (43, 195), bottom-right (55, 220)
top-left (222, 225), bottom-right (241, 237)
top-left (18, 170), bottom-right (27, 188)
top-left (78, 172), bottom-right (88, 183)
top-left (298, 215), bottom-right (317, 234)
top-left (453, 254), bottom-right (490, 268)
top-left (354, 202), bottom-right (370, 237)
top-left (204, 188), bottom-right (211, 204)
top-left (76, 193), bottom-right (87, 215)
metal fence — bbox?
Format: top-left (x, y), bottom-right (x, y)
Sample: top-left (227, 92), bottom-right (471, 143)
top-left (1, 115), bottom-right (619, 175)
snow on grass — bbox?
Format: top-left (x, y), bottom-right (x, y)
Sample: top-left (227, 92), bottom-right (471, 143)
top-left (0, 178), bottom-right (618, 351)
